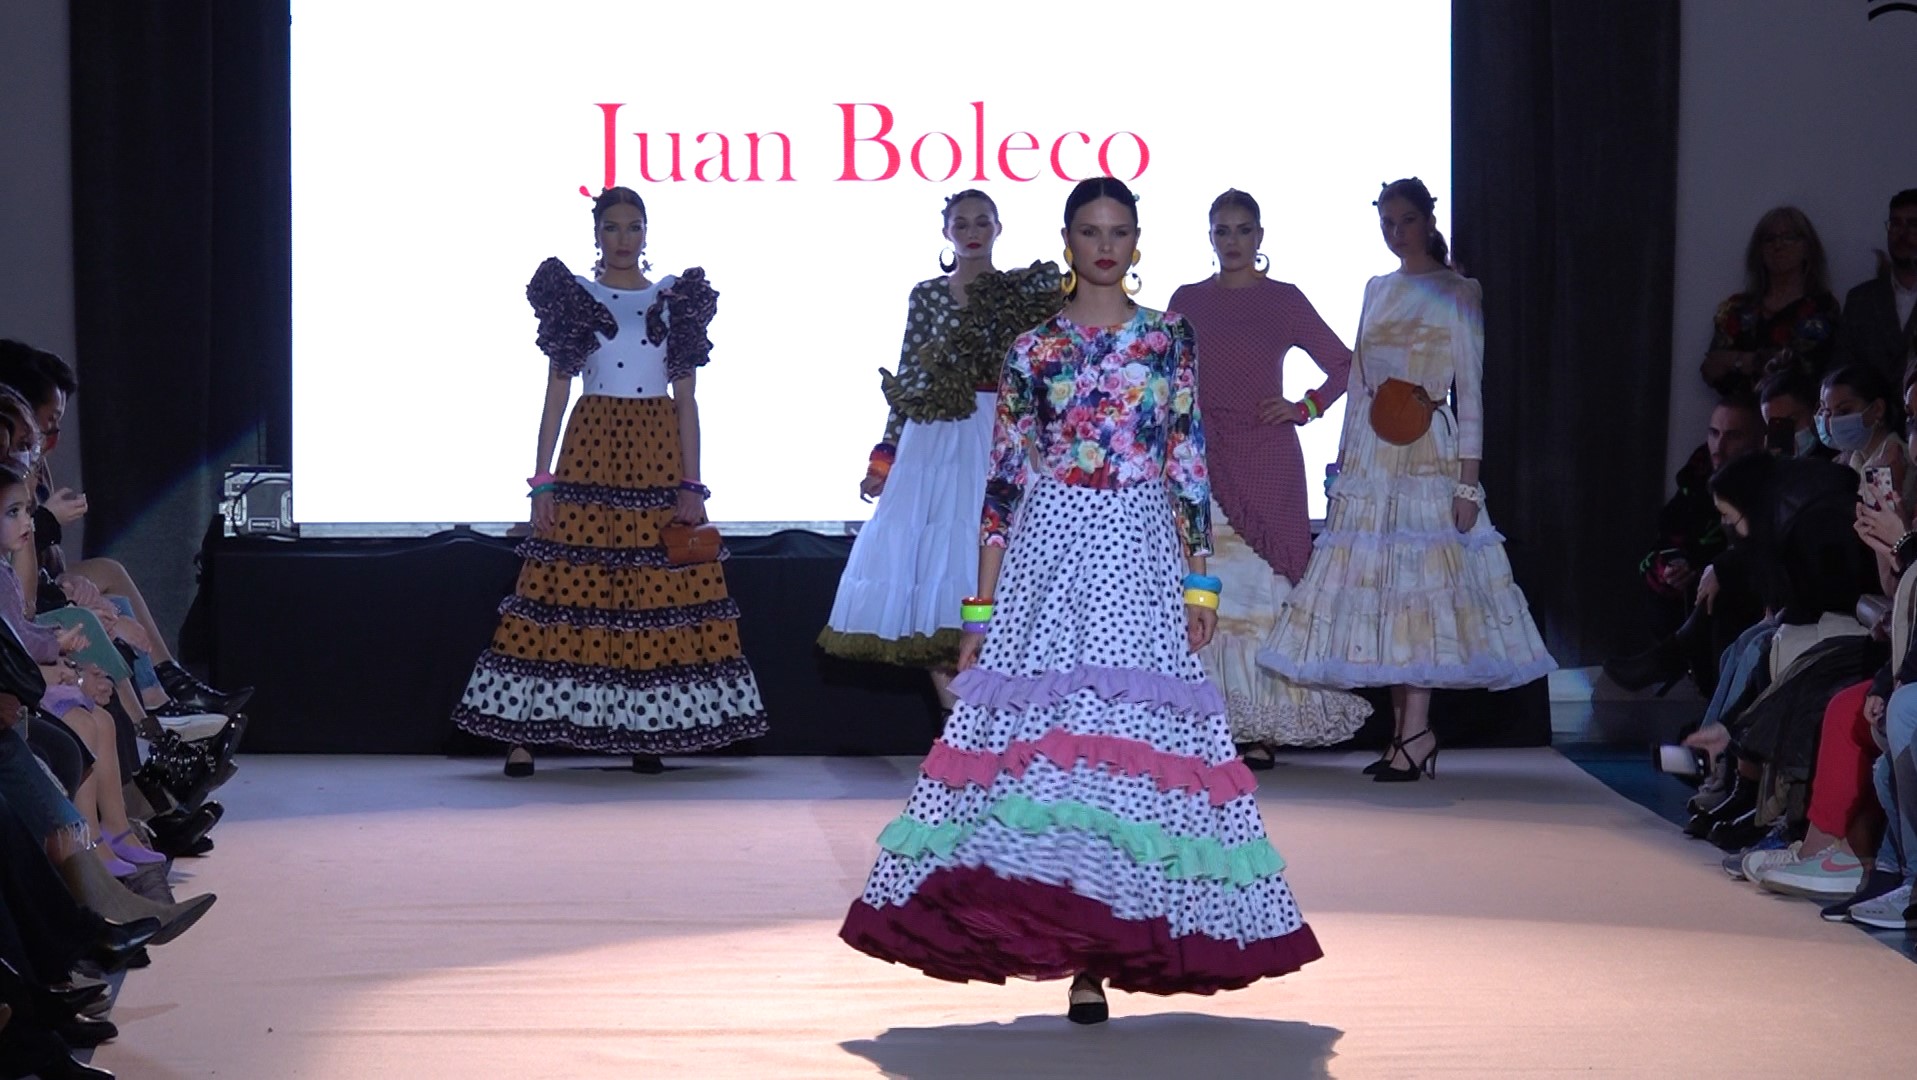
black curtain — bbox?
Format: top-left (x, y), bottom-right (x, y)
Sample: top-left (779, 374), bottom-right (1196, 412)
top-left (1453, 0), bottom-right (1681, 665)
top-left (68, 1), bottom-right (291, 642)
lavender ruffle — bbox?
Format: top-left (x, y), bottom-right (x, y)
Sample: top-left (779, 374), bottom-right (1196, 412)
top-left (499, 595), bottom-right (740, 632)
top-left (474, 651), bottom-right (757, 692)
top-left (1257, 648), bottom-right (1557, 693)
top-left (549, 481), bottom-right (679, 512)
top-left (953, 665), bottom-right (1226, 717)
top-left (526, 257), bottom-right (618, 378)
top-left (650, 268), bottom-right (718, 382)
top-left (514, 536), bottom-right (729, 569)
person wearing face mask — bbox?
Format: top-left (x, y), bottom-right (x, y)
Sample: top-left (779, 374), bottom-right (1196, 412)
top-left (1815, 365), bottom-right (1906, 512)
top-left (817, 191), bottom-right (1061, 710)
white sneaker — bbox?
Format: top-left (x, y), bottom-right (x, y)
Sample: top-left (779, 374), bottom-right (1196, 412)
top-left (1759, 846), bottom-right (1865, 900)
top-left (1741, 842), bottom-right (1801, 884)
top-left (1850, 883), bottom-right (1916, 930)
top-left (154, 711), bottom-right (227, 742)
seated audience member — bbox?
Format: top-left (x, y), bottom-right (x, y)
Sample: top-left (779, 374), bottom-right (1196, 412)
top-left (1816, 364), bottom-right (1907, 508)
top-left (1834, 189), bottom-right (1917, 386)
top-left (1700, 207), bottom-right (1841, 397)
top-left (1682, 451), bottom-right (1881, 850)
top-left (0, 341), bottom-right (249, 717)
top-left (1608, 395), bottom-right (1764, 694)
top-left (1857, 675), bottom-right (1917, 931)
top-left (1757, 370), bottom-right (1827, 459)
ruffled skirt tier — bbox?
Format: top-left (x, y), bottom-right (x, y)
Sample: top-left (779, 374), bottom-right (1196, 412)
top-left (453, 394), bottom-right (767, 753)
top-left (839, 478), bottom-right (1322, 994)
top-left (819, 392), bottom-right (996, 666)
top-left (1259, 397), bottom-right (1555, 691)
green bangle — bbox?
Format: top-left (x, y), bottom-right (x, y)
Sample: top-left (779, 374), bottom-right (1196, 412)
top-left (959, 602), bottom-right (996, 623)
top-left (528, 483), bottom-right (556, 497)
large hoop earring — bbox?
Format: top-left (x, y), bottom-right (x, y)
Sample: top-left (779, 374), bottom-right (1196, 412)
top-left (1254, 252), bottom-right (1270, 275)
top-left (1123, 270), bottom-right (1143, 297)
top-left (1060, 248), bottom-right (1077, 295)
top-left (938, 246), bottom-right (958, 273)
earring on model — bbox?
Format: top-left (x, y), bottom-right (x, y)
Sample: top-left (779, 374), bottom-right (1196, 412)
top-left (1254, 252), bottom-right (1270, 275)
top-left (939, 246), bottom-right (958, 273)
top-left (1123, 249), bottom-right (1143, 297)
top-left (593, 245), bottom-right (604, 277)
top-left (1060, 248), bottom-right (1077, 295)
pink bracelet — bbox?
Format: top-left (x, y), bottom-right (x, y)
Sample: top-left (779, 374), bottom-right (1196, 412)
top-left (527, 471), bottom-right (556, 489)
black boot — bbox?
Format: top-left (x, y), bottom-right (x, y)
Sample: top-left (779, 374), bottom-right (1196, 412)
top-left (155, 660), bottom-right (253, 717)
top-left (1684, 773), bottom-right (1755, 838)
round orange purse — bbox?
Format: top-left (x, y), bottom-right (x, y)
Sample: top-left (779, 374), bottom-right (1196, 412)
top-left (1368, 377), bottom-right (1440, 446)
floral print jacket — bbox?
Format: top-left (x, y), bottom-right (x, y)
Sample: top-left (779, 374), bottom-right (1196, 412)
top-left (981, 309), bottom-right (1213, 555)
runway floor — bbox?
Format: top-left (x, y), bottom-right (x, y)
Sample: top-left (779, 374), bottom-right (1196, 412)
top-left (91, 749), bottom-right (1917, 1079)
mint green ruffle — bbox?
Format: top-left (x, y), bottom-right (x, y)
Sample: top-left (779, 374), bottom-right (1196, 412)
top-left (875, 794), bottom-right (1286, 888)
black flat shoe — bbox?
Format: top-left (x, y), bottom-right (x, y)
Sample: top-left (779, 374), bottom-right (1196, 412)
top-left (1066, 976), bottom-right (1108, 1025)
top-left (1373, 730), bottom-right (1439, 783)
top-left (504, 747), bottom-right (534, 778)
top-left (155, 660), bottom-right (254, 717)
top-left (1237, 744), bottom-right (1276, 771)
top-left (33, 1052), bottom-right (116, 1079)
top-left (632, 754), bottom-right (665, 774)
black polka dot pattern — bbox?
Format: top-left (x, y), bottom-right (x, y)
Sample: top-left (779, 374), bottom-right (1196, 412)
top-left (849, 477), bottom-right (1310, 946)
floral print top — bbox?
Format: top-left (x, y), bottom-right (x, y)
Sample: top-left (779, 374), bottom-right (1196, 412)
top-left (1704, 290), bottom-right (1840, 394)
top-left (981, 308), bottom-right (1212, 555)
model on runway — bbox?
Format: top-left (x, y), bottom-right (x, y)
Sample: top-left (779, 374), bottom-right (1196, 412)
top-left (1169, 189), bottom-right (1372, 765)
top-left (1259, 178), bottom-right (1555, 781)
top-left (818, 190), bottom-right (1061, 710)
top-left (840, 177), bottom-right (1323, 1024)
top-left (452, 187), bottom-right (767, 776)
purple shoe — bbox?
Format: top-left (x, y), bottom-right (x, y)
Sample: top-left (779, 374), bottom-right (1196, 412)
top-left (109, 830), bottom-right (168, 867)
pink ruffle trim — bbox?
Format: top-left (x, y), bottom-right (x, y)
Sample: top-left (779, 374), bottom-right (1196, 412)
top-left (840, 866), bottom-right (1322, 996)
top-left (953, 665), bottom-right (1226, 717)
top-left (921, 731), bottom-right (1257, 807)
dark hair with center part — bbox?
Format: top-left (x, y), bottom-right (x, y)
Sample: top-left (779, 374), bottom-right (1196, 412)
top-left (1209, 189), bottom-right (1260, 226)
top-left (592, 186), bottom-right (647, 226)
top-left (1063, 177), bottom-right (1139, 228)
top-left (1374, 177), bottom-right (1448, 266)
top-left (943, 189), bottom-right (997, 224)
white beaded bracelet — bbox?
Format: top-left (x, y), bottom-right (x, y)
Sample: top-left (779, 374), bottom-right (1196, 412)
top-left (1453, 483), bottom-right (1484, 504)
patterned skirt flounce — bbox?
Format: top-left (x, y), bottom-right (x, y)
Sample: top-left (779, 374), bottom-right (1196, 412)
top-left (1199, 503), bottom-right (1371, 746)
top-left (819, 392), bottom-right (995, 667)
top-left (1258, 397), bottom-right (1556, 691)
top-left (453, 394), bottom-right (767, 754)
top-left (839, 479), bottom-right (1323, 994)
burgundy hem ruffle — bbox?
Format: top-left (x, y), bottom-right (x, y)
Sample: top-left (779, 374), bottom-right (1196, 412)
top-left (838, 866), bottom-right (1322, 996)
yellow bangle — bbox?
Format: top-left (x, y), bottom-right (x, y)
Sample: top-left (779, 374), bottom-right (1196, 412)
top-left (1182, 588), bottom-right (1220, 610)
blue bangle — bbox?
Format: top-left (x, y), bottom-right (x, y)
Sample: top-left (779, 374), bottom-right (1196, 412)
top-left (1182, 573), bottom-right (1222, 593)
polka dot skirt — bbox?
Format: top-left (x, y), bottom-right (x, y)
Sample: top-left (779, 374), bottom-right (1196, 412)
top-left (453, 394), bottom-right (767, 754)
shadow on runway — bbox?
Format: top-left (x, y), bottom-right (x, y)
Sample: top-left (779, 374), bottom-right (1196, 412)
top-left (841, 1011), bottom-right (1341, 1079)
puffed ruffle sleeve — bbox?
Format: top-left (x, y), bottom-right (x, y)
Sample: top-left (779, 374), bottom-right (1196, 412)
top-left (526, 257), bottom-right (617, 378)
top-left (658, 267), bottom-right (719, 382)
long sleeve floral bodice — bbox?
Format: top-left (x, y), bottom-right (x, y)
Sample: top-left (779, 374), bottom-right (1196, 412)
top-left (981, 309), bottom-right (1212, 555)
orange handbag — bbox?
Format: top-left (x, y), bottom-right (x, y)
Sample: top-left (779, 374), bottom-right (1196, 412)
top-left (1368, 377), bottom-right (1441, 445)
top-left (660, 522), bottom-right (724, 566)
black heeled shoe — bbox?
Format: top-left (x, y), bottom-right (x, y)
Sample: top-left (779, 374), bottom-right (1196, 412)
top-left (504, 747), bottom-right (534, 778)
top-left (631, 754), bottom-right (665, 775)
top-left (1360, 751), bottom-right (1394, 776)
top-left (1066, 975), bottom-right (1108, 1025)
top-left (1602, 638), bottom-right (1688, 697)
top-left (1372, 730), bottom-right (1439, 783)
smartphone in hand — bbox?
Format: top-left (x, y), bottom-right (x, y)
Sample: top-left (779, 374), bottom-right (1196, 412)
top-left (1864, 466), bottom-right (1896, 512)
